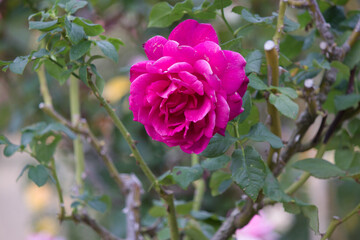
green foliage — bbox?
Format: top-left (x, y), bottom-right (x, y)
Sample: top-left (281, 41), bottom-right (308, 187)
top-left (200, 134), bottom-right (237, 158)
top-left (209, 170), bottom-right (232, 196)
top-left (28, 164), bottom-right (50, 187)
top-left (269, 94), bottom-right (299, 119)
top-left (200, 155), bottom-right (230, 172)
top-left (231, 146), bottom-right (266, 201)
top-left (245, 50), bottom-right (263, 74)
top-left (172, 165), bottom-right (203, 189)
top-left (241, 123), bottom-right (284, 149)
top-left (292, 158), bottom-right (346, 179)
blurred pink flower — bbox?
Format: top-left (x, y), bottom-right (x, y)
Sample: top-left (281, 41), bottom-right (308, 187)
top-left (235, 214), bottom-right (279, 240)
top-left (26, 232), bottom-right (65, 240)
top-left (129, 19), bottom-right (248, 154)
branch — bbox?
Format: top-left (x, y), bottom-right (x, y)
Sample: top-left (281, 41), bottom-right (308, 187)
top-left (342, 18), bottom-right (360, 54)
top-left (50, 158), bottom-right (66, 221)
top-left (68, 212), bottom-right (124, 240)
top-left (287, 0), bottom-right (309, 8)
top-left (273, 0), bottom-right (287, 46)
top-left (321, 203), bottom-right (360, 240)
top-left (119, 174), bottom-right (143, 240)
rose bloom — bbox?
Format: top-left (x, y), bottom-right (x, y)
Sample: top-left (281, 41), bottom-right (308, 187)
top-left (235, 214), bottom-right (279, 240)
top-left (129, 19), bottom-right (248, 153)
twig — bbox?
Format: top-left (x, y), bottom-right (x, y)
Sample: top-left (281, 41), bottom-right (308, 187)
top-left (36, 63), bottom-right (52, 106)
top-left (67, 212), bottom-right (124, 240)
top-left (191, 154), bottom-right (205, 212)
top-left (50, 158), bottom-right (66, 221)
top-left (287, 0), bottom-right (309, 8)
top-left (119, 174), bottom-right (143, 240)
top-left (342, 18), bottom-right (360, 54)
top-left (321, 203), bottom-right (360, 240)
top-left (220, 0), bottom-right (235, 37)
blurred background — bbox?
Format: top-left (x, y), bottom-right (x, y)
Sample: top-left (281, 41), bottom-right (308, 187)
top-left (1, 0), bottom-right (360, 239)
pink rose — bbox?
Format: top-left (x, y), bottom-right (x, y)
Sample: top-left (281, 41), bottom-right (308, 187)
top-left (235, 214), bottom-right (279, 240)
top-left (129, 19), bottom-right (248, 154)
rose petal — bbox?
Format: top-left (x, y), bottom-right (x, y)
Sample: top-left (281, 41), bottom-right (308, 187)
top-left (227, 92), bottom-right (244, 120)
top-left (180, 135), bottom-right (211, 154)
top-left (163, 40), bottom-right (198, 63)
top-left (220, 50), bottom-right (247, 94)
top-left (146, 56), bottom-right (177, 74)
top-left (130, 61), bottom-right (148, 82)
top-left (194, 59), bottom-right (221, 91)
top-left (169, 19), bottom-right (219, 47)
top-left (194, 41), bottom-right (227, 76)
top-left (185, 96), bottom-right (212, 122)
top-left (167, 62), bottom-right (194, 73)
top-left (215, 93), bottom-right (230, 130)
top-left (144, 36), bottom-right (168, 60)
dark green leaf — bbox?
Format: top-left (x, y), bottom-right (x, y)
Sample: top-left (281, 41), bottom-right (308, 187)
top-left (79, 65), bottom-right (88, 85)
top-left (200, 134), bottom-right (237, 158)
top-left (209, 171), bottom-right (232, 196)
top-left (331, 61), bottom-right (350, 83)
top-left (297, 11), bottom-right (312, 29)
top-left (96, 40), bottom-right (118, 62)
top-left (184, 222), bottom-right (209, 240)
top-left (292, 158), bottom-right (346, 179)
top-left (348, 118), bottom-right (360, 137)
top-left (335, 149), bottom-right (354, 170)
top-left (158, 170), bottom-right (175, 185)
top-left (236, 105), bottom-right (259, 135)
top-left (4, 144), bottom-right (20, 157)
top-left (90, 64), bottom-right (105, 94)
top-left (272, 87), bottom-right (298, 99)
top-left (334, 94), bottom-right (360, 111)
top-left (29, 20), bottom-right (58, 30)
top-left (21, 130), bottom-right (35, 147)
top-left (269, 93), bottom-right (299, 119)
top-left (70, 40), bottom-right (91, 61)
top-left (0, 135), bottom-right (10, 145)
top-left (241, 123), bottom-right (284, 149)
top-left (28, 165), bottom-right (49, 187)
top-left (283, 201), bottom-right (319, 234)
top-left (73, 18), bottom-right (104, 36)
top-left (248, 73), bottom-right (268, 90)
top-left (107, 37), bottom-right (124, 51)
top-left (148, 205), bottom-right (166, 217)
top-left (172, 165), bottom-right (203, 189)
top-left (263, 168), bottom-right (292, 202)
top-left (201, 155), bottom-right (230, 172)
top-left (245, 50), bottom-right (262, 74)
top-left (9, 56), bottom-right (29, 74)
top-left (344, 41), bottom-right (360, 70)
top-left (148, 0), bottom-right (193, 28)
top-left (32, 49), bottom-right (50, 58)
top-left (231, 146), bottom-right (266, 201)
top-left (241, 9), bottom-right (274, 24)
top-left (232, 6), bottom-right (245, 14)
top-left (67, 21), bottom-right (87, 44)
top-left (220, 37), bottom-right (243, 52)
top-left (44, 60), bottom-right (70, 85)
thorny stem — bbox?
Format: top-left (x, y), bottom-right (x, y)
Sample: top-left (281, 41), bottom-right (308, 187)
top-left (321, 203), bottom-right (360, 240)
top-left (50, 158), bottom-right (66, 221)
top-left (36, 62), bottom-right (52, 106)
top-left (70, 75), bottom-right (85, 192)
top-left (191, 154), bottom-right (205, 212)
top-left (285, 144), bottom-right (326, 195)
top-left (87, 80), bottom-right (179, 240)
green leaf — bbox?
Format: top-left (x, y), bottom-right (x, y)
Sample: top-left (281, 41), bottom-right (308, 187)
top-left (29, 20), bottom-right (58, 30)
top-left (66, 21), bottom-right (87, 44)
top-left (263, 168), bottom-right (292, 202)
top-left (331, 61), bottom-right (350, 83)
top-left (200, 134), bottom-right (237, 158)
top-left (241, 123), bottom-right (284, 149)
top-left (232, 6), bottom-right (245, 14)
top-left (32, 49), bottom-right (50, 58)
top-left (148, 0), bottom-right (193, 28)
top-left (344, 38), bottom-right (360, 69)
top-left (43, 60), bottom-right (71, 85)
top-left (172, 165), bottom-right (203, 190)
top-left (248, 73), bottom-right (268, 90)
top-left (16, 164), bottom-right (32, 182)
top-left (334, 94), bottom-right (360, 111)
top-left (88, 195), bottom-right (110, 213)
top-left (231, 146), bottom-right (266, 201)
top-left (184, 222), bottom-right (209, 240)
top-left (65, 0), bottom-right (88, 14)
top-left (0, 135), bottom-right (10, 145)
top-left (271, 86), bottom-right (298, 99)
top-left (201, 155), bottom-right (230, 172)
top-left (158, 170), bottom-right (175, 185)
top-left (9, 56), bottom-right (29, 74)
top-left (4, 144), bottom-right (20, 157)
top-left (90, 64), bottom-right (105, 94)
top-left (236, 105), bottom-right (259, 135)
top-left (107, 37), bottom-right (124, 51)
top-left (28, 165), bottom-right (49, 187)
top-left (348, 118), bottom-right (360, 137)
top-left (96, 40), bottom-right (118, 62)
top-left (220, 37), bottom-right (243, 52)
top-left (30, 133), bottom-right (61, 164)
top-left (241, 9), bottom-right (274, 24)
top-left (70, 40), bottom-right (91, 61)
top-left (245, 50), bottom-right (262, 74)
top-left (73, 18), bottom-right (104, 36)
top-left (209, 170), bottom-right (232, 196)
top-left (283, 16), bottom-right (300, 32)
top-left (284, 202), bottom-right (319, 234)
top-left (269, 93), bottom-right (299, 119)
top-left (292, 158), bottom-right (346, 179)
top-left (335, 149), bottom-right (355, 170)
top-left (79, 65), bottom-right (88, 85)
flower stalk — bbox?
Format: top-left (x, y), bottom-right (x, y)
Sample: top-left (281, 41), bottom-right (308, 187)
top-left (191, 154), bottom-right (205, 211)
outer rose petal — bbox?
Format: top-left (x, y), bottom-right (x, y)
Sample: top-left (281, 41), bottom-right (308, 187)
top-left (130, 61), bottom-right (148, 82)
top-left (228, 92), bottom-right (244, 120)
top-left (144, 36), bottom-right (168, 60)
top-left (180, 135), bottom-right (211, 154)
top-left (169, 19), bottom-right (219, 47)
top-left (220, 50), bottom-right (248, 95)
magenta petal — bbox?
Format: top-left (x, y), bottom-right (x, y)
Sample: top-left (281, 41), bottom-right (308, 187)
top-left (144, 36), bottom-right (168, 60)
top-left (163, 40), bottom-right (198, 63)
top-left (228, 92), bottom-right (244, 120)
top-left (130, 61), bottom-right (149, 82)
top-left (194, 41), bottom-right (227, 76)
top-left (169, 19), bottom-right (219, 47)
top-left (180, 135), bottom-right (211, 154)
top-left (167, 62), bottom-right (194, 73)
top-left (178, 71), bottom-right (204, 95)
top-left (194, 60), bottom-right (221, 91)
top-left (146, 56), bottom-right (177, 74)
top-left (220, 50), bottom-right (247, 94)
top-left (185, 97), bottom-right (212, 122)
top-left (215, 93), bottom-right (230, 129)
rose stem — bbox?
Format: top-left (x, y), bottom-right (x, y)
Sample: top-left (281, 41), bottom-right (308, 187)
top-left (70, 74), bottom-right (85, 192)
top-left (264, 40), bottom-right (282, 169)
top-left (191, 154), bottom-right (205, 211)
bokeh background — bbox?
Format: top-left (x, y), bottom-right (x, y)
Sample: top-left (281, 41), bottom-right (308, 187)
top-left (1, 0), bottom-right (360, 239)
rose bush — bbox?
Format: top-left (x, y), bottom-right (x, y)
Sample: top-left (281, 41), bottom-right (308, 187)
top-left (129, 19), bottom-right (248, 153)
